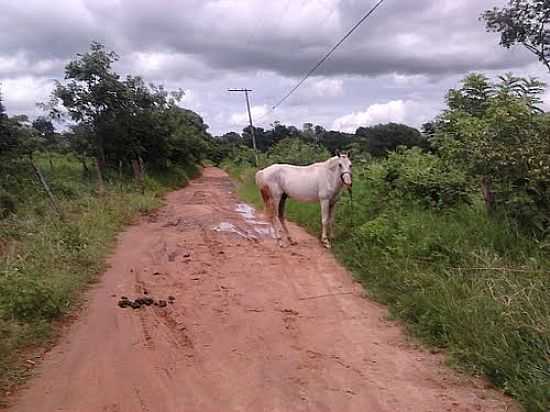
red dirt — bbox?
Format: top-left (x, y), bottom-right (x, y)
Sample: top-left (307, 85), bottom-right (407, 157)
top-left (4, 168), bottom-right (518, 412)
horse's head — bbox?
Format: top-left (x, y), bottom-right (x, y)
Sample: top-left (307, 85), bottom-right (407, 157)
top-left (335, 151), bottom-right (352, 187)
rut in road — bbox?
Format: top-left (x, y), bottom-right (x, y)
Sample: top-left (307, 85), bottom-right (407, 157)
top-left (5, 168), bottom-right (518, 412)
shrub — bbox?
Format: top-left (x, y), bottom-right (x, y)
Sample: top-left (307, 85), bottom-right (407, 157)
top-left (266, 138), bottom-right (330, 166)
top-left (435, 75), bottom-right (550, 236)
top-left (379, 147), bottom-right (469, 208)
top-left (0, 191), bottom-right (16, 219)
top-left (0, 270), bottom-right (62, 321)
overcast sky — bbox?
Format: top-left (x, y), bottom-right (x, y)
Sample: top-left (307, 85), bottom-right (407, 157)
top-left (0, 0), bottom-right (547, 135)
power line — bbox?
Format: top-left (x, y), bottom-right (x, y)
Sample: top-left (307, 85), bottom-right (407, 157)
top-left (270, 0), bottom-right (387, 112)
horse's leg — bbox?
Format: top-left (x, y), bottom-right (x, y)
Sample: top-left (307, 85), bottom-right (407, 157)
top-left (320, 199), bottom-right (331, 248)
top-left (278, 193), bottom-right (296, 245)
top-left (328, 199), bottom-right (337, 240)
top-left (271, 194), bottom-right (286, 247)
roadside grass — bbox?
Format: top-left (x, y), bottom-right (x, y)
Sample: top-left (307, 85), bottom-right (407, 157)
top-left (228, 164), bottom-right (550, 412)
top-left (0, 153), bottom-right (198, 394)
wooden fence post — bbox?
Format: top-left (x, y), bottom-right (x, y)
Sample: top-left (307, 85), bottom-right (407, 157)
top-left (95, 157), bottom-right (105, 194)
top-left (29, 156), bottom-right (64, 219)
top-left (480, 176), bottom-right (495, 213)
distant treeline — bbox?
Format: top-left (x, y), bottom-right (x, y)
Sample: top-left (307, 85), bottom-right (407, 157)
top-left (215, 120), bottom-right (428, 158)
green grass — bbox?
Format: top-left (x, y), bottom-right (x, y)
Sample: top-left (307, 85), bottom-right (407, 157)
top-left (229, 163), bottom-right (550, 412)
top-left (0, 153), bottom-right (198, 394)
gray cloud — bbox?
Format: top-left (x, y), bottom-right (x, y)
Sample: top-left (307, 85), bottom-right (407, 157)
top-left (0, 0), bottom-right (544, 135)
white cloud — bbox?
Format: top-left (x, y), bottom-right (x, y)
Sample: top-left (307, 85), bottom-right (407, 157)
top-left (230, 104), bottom-right (269, 126)
top-left (332, 100), bottom-right (410, 132)
top-left (331, 98), bottom-right (438, 133)
top-left (126, 52), bottom-right (216, 81)
top-left (1, 76), bottom-right (54, 117)
top-left (310, 78), bottom-right (344, 97)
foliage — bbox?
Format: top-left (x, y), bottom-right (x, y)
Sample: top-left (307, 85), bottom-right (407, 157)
top-left (377, 147), bottom-right (469, 209)
top-left (0, 89), bottom-right (17, 156)
top-left (264, 137), bottom-right (330, 166)
top-left (48, 42), bottom-right (212, 171)
top-left (434, 73), bottom-right (550, 235)
top-left (0, 190), bottom-right (16, 219)
top-left (482, 0), bottom-right (550, 72)
top-left (356, 122), bottom-right (428, 156)
top-left (218, 120), bottom-right (424, 160)
top-left (31, 117), bottom-right (56, 148)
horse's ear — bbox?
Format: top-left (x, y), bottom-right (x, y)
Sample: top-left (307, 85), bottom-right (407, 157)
top-left (336, 150), bottom-right (341, 157)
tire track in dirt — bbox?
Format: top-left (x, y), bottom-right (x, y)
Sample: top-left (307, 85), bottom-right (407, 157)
top-left (4, 167), bottom-right (518, 412)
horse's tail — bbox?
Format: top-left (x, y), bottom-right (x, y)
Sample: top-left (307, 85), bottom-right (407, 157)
top-left (260, 185), bottom-right (274, 218)
top-left (256, 170), bottom-right (274, 218)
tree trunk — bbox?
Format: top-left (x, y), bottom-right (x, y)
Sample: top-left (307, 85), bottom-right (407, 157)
top-left (480, 176), bottom-right (495, 213)
top-left (96, 134), bottom-right (106, 167)
top-left (132, 159), bottom-right (145, 193)
top-left (132, 157), bottom-right (145, 194)
top-left (95, 156), bottom-right (105, 194)
top-left (138, 156), bottom-right (145, 194)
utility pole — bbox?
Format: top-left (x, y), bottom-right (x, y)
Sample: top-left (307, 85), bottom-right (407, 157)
top-left (228, 88), bottom-right (258, 166)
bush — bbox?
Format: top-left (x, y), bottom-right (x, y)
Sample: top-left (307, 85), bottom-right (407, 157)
top-left (0, 190), bottom-right (16, 219)
top-left (0, 270), bottom-right (62, 321)
top-left (378, 147), bottom-right (469, 208)
top-left (434, 75), bottom-right (550, 236)
top-left (265, 138), bottom-right (330, 166)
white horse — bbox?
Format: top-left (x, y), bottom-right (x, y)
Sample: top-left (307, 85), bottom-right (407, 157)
top-left (255, 152), bottom-right (352, 248)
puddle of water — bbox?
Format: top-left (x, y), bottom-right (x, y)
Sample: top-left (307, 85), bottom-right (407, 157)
top-left (235, 203), bottom-right (255, 220)
top-left (253, 226), bottom-right (275, 237)
top-left (210, 203), bottom-right (275, 240)
top-left (235, 203), bottom-right (271, 227)
top-left (212, 222), bottom-right (251, 239)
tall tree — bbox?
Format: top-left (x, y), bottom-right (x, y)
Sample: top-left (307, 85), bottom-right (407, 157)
top-left (0, 89), bottom-right (10, 154)
top-left (53, 41), bottom-right (126, 169)
top-left (446, 73), bottom-right (494, 118)
top-left (32, 116), bottom-right (56, 147)
top-left (482, 0), bottom-right (550, 72)
top-left (434, 73), bottom-right (550, 225)
top-left (0, 90), bottom-right (23, 157)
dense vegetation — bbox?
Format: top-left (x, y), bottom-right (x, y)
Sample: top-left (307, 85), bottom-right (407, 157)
top-left (214, 120), bottom-right (427, 162)
top-left (224, 72), bottom-right (550, 412)
top-left (0, 43), bottom-right (213, 394)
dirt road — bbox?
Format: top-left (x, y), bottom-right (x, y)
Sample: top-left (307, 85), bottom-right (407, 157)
top-left (6, 168), bottom-right (517, 412)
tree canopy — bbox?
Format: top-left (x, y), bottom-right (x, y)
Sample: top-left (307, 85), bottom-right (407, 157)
top-left (482, 0), bottom-right (550, 72)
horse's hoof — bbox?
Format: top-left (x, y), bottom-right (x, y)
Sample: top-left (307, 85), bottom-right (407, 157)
top-left (321, 239), bottom-right (331, 249)
top-left (288, 239), bottom-right (298, 246)
top-left (276, 239), bottom-right (286, 248)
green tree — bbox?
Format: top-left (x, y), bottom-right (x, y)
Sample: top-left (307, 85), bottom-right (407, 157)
top-left (53, 42), bottom-right (127, 164)
top-left (446, 73), bottom-right (494, 118)
top-left (220, 132), bottom-right (241, 144)
top-left (32, 116), bottom-right (56, 148)
top-left (266, 137), bottom-right (330, 166)
top-left (482, 0), bottom-right (550, 72)
top-left (356, 123), bottom-right (426, 157)
top-left (0, 88), bottom-right (17, 156)
top-left (435, 74), bottom-right (550, 234)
